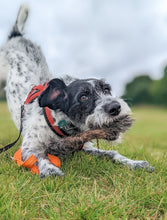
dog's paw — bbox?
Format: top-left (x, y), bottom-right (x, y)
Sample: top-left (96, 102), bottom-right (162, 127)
top-left (129, 160), bottom-right (154, 172)
top-left (40, 164), bottom-right (64, 178)
top-left (38, 159), bottom-right (64, 178)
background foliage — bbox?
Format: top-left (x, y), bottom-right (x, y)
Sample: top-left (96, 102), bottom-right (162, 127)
top-left (123, 66), bottom-right (167, 106)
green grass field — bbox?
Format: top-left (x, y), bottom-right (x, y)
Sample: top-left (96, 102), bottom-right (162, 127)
top-left (0, 102), bottom-right (167, 219)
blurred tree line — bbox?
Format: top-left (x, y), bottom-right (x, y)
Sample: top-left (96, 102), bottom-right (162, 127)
top-left (123, 66), bottom-right (167, 106)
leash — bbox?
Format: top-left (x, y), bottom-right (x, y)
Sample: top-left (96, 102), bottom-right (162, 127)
top-left (0, 105), bottom-right (24, 154)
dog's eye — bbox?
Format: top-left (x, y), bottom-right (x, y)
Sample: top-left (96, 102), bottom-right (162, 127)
top-left (104, 88), bottom-right (111, 95)
top-left (80, 95), bottom-right (88, 102)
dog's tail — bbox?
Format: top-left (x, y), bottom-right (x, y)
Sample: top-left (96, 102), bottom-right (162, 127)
top-left (8, 4), bottom-right (29, 40)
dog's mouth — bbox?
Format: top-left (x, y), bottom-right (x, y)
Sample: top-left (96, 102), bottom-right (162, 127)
top-left (87, 114), bottom-right (135, 141)
top-left (61, 114), bottom-right (135, 150)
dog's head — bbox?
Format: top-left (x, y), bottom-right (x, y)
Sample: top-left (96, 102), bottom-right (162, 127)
top-left (39, 78), bottom-right (131, 139)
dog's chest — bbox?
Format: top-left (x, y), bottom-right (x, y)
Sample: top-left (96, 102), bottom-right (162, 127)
top-left (22, 102), bottom-right (78, 155)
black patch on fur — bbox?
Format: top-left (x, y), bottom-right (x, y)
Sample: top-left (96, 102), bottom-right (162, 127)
top-left (66, 80), bottom-right (97, 123)
top-left (94, 80), bottom-right (111, 94)
top-left (8, 31), bottom-right (22, 40)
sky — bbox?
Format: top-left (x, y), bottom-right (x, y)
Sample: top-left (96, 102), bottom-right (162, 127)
top-left (1, 0), bottom-right (167, 95)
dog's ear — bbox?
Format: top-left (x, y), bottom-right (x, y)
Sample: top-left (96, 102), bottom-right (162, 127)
top-left (39, 78), bottom-right (69, 112)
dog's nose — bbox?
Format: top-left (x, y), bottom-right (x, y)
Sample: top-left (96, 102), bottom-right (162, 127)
top-left (104, 101), bottom-right (121, 116)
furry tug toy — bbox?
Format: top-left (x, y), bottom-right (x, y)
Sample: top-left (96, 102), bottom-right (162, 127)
top-left (61, 114), bottom-right (134, 149)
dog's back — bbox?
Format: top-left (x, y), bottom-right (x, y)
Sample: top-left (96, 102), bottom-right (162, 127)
top-left (0, 5), bottom-right (52, 129)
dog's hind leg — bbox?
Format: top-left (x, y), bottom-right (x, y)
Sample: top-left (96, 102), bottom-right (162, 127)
top-left (83, 142), bottom-right (154, 172)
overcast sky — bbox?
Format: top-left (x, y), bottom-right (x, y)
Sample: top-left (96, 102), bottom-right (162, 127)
top-left (1, 0), bottom-right (167, 95)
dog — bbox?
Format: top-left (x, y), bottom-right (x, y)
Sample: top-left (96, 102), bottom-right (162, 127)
top-left (0, 5), bottom-right (154, 177)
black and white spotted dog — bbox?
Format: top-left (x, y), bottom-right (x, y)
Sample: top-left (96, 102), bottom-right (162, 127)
top-left (0, 5), bottom-right (154, 177)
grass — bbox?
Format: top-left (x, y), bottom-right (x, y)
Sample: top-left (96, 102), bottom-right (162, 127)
top-left (0, 102), bottom-right (167, 219)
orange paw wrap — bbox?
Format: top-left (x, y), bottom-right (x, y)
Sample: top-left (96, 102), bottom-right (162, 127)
top-left (13, 148), bottom-right (61, 175)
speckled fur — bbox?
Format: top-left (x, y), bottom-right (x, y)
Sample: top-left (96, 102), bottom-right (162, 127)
top-left (0, 5), bottom-right (154, 177)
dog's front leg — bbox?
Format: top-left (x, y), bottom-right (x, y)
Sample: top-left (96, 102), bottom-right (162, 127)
top-left (21, 135), bottom-right (64, 178)
top-left (83, 142), bottom-right (154, 171)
